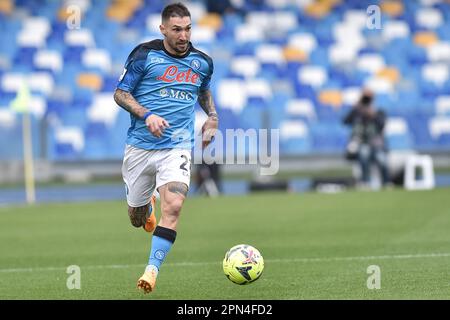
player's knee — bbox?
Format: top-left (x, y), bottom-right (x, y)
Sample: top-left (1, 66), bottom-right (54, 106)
top-left (161, 198), bottom-right (183, 217)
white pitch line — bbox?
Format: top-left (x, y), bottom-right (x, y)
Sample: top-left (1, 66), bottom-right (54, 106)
top-left (1, 252), bottom-right (450, 274)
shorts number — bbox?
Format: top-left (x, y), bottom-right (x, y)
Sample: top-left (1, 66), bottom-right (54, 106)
top-left (180, 155), bottom-right (190, 172)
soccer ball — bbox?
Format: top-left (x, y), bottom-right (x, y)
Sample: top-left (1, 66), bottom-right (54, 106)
top-left (223, 244), bottom-right (264, 285)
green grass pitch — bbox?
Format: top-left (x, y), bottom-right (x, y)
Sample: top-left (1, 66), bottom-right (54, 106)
top-left (1, 188), bottom-right (449, 299)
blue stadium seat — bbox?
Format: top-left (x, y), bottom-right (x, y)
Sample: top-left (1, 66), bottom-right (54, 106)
top-left (2, 0), bottom-right (450, 162)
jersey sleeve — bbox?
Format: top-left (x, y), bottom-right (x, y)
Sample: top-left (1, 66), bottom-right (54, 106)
top-left (116, 46), bottom-right (149, 93)
top-left (200, 58), bottom-right (214, 91)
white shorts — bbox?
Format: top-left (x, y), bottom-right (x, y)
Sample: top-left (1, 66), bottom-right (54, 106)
top-left (122, 145), bottom-right (191, 207)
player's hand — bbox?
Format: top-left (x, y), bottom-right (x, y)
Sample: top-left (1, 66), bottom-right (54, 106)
top-left (202, 114), bottom-right (218, 148)
top-left (145, 114), bottom-right (169, 138)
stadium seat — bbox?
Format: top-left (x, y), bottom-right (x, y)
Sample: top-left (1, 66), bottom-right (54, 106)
top-left (385, 117), bottom-right (414, 150)
top-left (191, 25), bottom-right (216, 44)
top-left (298, 65), bottom-right (328, 88)
top-left (426, 42), bottom-right (450, 63)
top-left (2, 0), bottom-right (449, 161)
top-left (235, 23), bottom-right (264, 43)
top-left (285, 99), bottom-right (316, 121)
top-left (217, 79), bottom-right (247, 114)
top-left (52, 125), bottom-right (85, 159)
top-left (288, 32), bottom-right (317, 54)
top-left (416, 7), bottom-right (444, 29)
top-left (280, 129), bottom-right (311, 154)
top-left (81, 48), bottom-right (112, 73)
top-left (245, 79), bottom-right (272, 103)
top-left (382, 20), bottom-right (410, 42)
top-left (422, 63), bottom-right (449, 86)
top-left (357, 54), bottom-right (386, 74)
top-left (429, 116), bottom-right (450, 140)
top-left (435, 96), bottom-right (450, 115)
top-left (230, 56), bottom-right (260, 78)
top-left (33, 50), bottom-right (63, 72)
top-left (87, 92), bottom-right (119, 126)
top-left (64, 29), bottom-right (95, 47)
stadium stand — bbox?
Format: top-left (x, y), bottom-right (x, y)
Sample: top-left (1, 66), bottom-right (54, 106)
top-left (0, 0), bottom-right (449, 162)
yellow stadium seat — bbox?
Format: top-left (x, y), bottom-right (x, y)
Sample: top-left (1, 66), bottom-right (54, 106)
top-left (198, 13), bottom-right (223, 31)
top-left (283, 47), bottom-right (308, 63)
top-left (380, 1), bottom-right (404, 18)
top-left (414, 31), bottom-right (439, 48)
top-left (318, 90), bottom-right (343, 108)
top-left (305, 2), bottom-right (331, 19)
top-left (377, 67), bottom-right (400, 83)
top-left (106, 6), bottom-right (134, 23)
top-left (0, 0), bottom-right (13, 15)
top-left (77, 73), bottom-right (103, 91)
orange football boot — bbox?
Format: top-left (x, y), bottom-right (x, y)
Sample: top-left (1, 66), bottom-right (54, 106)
top-left (143, 195), bottom-right (157, 233)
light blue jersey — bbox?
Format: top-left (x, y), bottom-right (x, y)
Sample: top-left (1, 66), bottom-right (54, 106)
top-left (116, 39), bottom-right (213, 150)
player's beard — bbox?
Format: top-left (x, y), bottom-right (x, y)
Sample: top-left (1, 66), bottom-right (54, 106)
top-left (171, 40), bottom-right (189, 54)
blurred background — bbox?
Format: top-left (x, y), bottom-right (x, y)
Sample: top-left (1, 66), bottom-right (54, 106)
top-left (1, 0), bottom-right (450, 205)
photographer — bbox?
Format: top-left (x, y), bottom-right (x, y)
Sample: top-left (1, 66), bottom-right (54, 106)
top-left (343, 89), bottom-right (390, 188)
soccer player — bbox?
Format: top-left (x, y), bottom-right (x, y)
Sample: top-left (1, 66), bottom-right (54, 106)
top-left (113, 2), bottom-right (218, 293)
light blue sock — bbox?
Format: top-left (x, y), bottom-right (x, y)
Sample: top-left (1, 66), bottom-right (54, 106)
top-left (147, 226), bottom-right (177, 272)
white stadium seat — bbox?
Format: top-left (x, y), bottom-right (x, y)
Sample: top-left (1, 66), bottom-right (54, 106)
top-left (217, 79), bottom-right (247, 113)
top-left (16, 17), bottom-right (51, 47)
top-left (64, 29), bottom-right (95, 47)
top-left (34, 50), bottom-right (63, 72)
top-left (146, 14), bottom-right (161, 33)
top-left (29, 95), bottom-right (47, 119)
top-left (426, 42), bottom-right (450, 63)
top-left (298, 65), bottom-right (327, 88)
top-left (245, 79), bottom-right (272, 101)
top-left (416, 7), bottom-right (443, 29)
top-left (286, 99), bottom-right (316, 120)
top-left (329, 45), bottom-right (358, 65)
top-left (436, 96), bottom-right (450, 115)
top-left (87, 93), bottom-right (119, 126)
top-left (343, 10), bottom-right (368, 29)
top-left (273, 11), bottom-right (298, 32)
top-left (429, 116), bottom-right (450, 138)
top-left (364, 77), bottom-right (394, 94)
top-left (333, 22), bottom-right (366, 51)
top-left (185, 1), bottom-right (206, 22)
top-left (385, 117), bottom-right (409, 136)
top-left (1, 73), bottom-right (25, 92)
top-left (235, 24), bottom-right (264, 43)
top-left (82, 48), bottom-right (112, 72)
top-left (382, 21), bottom-right (410, 42)
top-left (342, 87), bottom-right (362, 106)
top-left (288, 32), bottom-right (317, 54)
top-left (230, 56), bottom-right (260, 78)
top-left (422, 63), bottom-right (449, 86)
top-left (255, 44), bottom-right (285, 65)
top-left (28, 72), bottom-right (54, 96)
top-left (0, 109), bottom-right (16, 129)
top-left (280, 120), bottom-right (308, 139)
top-left (55, 126), bottom-right (85, 152)
top-left (1, 72), bottom-right (53, 96)
top-left (191, 26), bottom-right (216, 44)
top-left (246, 11), bottom-right (271, 29)
top-left (63, 0), bottom-right (91, 12)
top-left (357, 54), bottom-right (386, 74)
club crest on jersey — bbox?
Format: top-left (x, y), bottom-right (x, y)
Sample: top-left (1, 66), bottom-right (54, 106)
top-left (157, 65), bottom-right (199, 84)
top-left (160, 88), bottom-right (169, 97)
top-left (190, 59), bottom-right (201, 70)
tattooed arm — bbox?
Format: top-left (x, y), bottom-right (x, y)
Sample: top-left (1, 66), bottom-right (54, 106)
top-left (114, 88), bottom-right (169, 138)
top-left (198, 89), bottom-right (218, 119)
top-left (198, 89), bottom-right (219, 148)
top-left (114, 88), bottom-right (149, 119)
